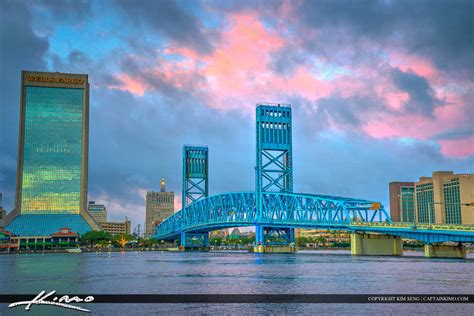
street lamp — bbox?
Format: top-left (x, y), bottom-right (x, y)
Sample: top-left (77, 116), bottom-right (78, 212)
top-left (428, 202), bottom-right (433, 228)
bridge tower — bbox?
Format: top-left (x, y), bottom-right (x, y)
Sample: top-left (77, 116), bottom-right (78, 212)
top-left (255, 103), bottom-right (295, 251)
top-left (180, 146), bottom-right (209, 249)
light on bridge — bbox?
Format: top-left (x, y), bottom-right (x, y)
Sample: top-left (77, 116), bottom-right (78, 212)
top-left (370, 202), bottom-right (381, 210)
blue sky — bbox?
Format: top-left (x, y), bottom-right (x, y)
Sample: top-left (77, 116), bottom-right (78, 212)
top-left (0, 0), bottom-right (473, 229)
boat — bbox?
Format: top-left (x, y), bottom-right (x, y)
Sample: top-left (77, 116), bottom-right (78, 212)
top-left (66, 248), bottom-right (82, 253)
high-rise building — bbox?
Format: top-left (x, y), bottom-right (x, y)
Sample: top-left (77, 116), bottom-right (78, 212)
top-left (145, 178), bottom-right (174, 238)
top-left (87, 201), bottom-right (107, 224)
top-left (414, 171), bottom-right (473, 224)
top-left (5, 71), bottom-right (100, 236)
top-left (389, 182), bottom-right (415, 222)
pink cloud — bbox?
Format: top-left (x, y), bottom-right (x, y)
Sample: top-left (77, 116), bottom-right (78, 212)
top-left (174, 195), bottom-right (182, 212)
top-left (362, 114), bottom-right (433, 140)
top-left (111, 9), bottom-right (471, 159)
top-left (389, 50), bottom-right (438, 80)
top-left (112, 73), bottom-right (148, 96)
top-left (362, 96), bottom-right (470, 142)
top-left (438, 137), bottom-right (474, 158)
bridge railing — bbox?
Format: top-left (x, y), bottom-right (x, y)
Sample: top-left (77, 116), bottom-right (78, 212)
top-left (350, 221), bottom-right (474, 231)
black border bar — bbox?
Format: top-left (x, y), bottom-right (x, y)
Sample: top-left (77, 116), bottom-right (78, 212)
top-left (1, 295), bottom-right (473, 304)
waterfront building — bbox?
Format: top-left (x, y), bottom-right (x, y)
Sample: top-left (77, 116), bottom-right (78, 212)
top-left (1, 227), bottom-right (79, 252)
top-left (414, 171), bottom-right (473, 224)
top-left (5, 71), bottom-right (100, 236)
top-left (87, 201), bottom-right (107, 224)
top-left (0, 229), bottom-right (16, 253)
top-left (100, 219), bottom-right (131, 236)
top-left (389, 182), bottom-right (415, 222)
top-left (210, 229), bottom-right (229, 239)
top-left (295, 229), bottom-right (350, 246)
top-left (145, 178), bottom-right (174, 238)
top-left (228, 228), bottom-right (242, 240)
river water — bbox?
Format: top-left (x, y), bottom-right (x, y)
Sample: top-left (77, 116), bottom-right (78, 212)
top-left (1, 250), bottom-right (473, 315)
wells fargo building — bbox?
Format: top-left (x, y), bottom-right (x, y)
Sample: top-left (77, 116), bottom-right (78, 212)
top-left (5, 71), bottom-right (99, 236)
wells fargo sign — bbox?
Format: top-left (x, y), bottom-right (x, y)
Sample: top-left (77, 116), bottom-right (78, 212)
top-left (26, 75), bottom-right (85, 85)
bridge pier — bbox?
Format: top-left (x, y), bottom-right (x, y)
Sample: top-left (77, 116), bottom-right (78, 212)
top-left (350, 233), bottom-right (403, 256)
top-left (179, 232), bottom-right (209, 251)
top-left (251, 226), bottom-right (297, 253)
top-left (424, 244), bottom-right (466, 259)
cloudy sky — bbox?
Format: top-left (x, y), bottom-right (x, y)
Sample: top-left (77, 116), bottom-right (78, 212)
top-left (0, 0), bottom-right (473, 229)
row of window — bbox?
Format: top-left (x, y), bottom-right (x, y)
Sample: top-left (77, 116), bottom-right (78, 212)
top-left (260, 109), bottom-right (291, 118)
top-left (413, 181), bottom-right (464, 224)
top-left (258, 123), bottom-right (291, 144)
top-left (185, 158), bottom-right (207, 175)
top-left (400, 187), bottom-right (415, 222)
top-left (444, 181), bottom-right (461, 224)
top-left (415, 189), bottom-right (434, 224)
top-left (147, 195), bottom-right (174, 203)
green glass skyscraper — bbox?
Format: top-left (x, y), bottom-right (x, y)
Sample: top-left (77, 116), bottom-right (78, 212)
top-left (5, 71), bottom-right (99, 236)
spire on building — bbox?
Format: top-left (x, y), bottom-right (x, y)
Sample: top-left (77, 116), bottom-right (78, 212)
top-left (161, 177), bottom-right (166, 192)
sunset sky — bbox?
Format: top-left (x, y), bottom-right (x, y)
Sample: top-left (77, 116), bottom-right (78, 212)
top-left (1, 0), bottom-right (473, 228)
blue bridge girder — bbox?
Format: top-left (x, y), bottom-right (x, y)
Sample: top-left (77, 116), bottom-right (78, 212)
top-left (155, 191), bottom-right (474, 243)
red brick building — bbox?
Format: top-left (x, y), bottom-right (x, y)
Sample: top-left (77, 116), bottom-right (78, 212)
top-left (389, 182), bottom-right (415, 222)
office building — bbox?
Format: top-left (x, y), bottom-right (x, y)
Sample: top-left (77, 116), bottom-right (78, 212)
top-left (5, 71), bottom-right (100, 236)
top-left (87, 201), bottom-right (107, 224)
top-left (145, 178), bottom-right (174, 238)
top-left (389, 182), bottom-right (415, 222)
top-left (414, 171), bottom-right (473, 224)
top-left (100, 220), bottom-right (131, 236)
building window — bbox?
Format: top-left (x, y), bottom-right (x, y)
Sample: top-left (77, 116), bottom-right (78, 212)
top-left (416, 183), bottom-right (434, 224)
top-left (443, 179), bottom-right (461, 224)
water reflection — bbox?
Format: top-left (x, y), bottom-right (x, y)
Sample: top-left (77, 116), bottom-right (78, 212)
top-left (1, 250), bottom-right (473, 314)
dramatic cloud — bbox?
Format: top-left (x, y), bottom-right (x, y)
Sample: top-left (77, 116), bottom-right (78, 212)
top-left (115, 0), bottom-right (214, 54)
top-left (296, 0), bottom-right (474, 77)
top-left (0, 0), bottom-right (50, 210)
top-left (0, 0), bottom-right (472, 228)
top-left (390, 68), bottom-right (442, 116)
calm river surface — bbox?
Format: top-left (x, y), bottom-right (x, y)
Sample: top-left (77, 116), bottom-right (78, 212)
top-left (1, 250), bottom-right (473, 315)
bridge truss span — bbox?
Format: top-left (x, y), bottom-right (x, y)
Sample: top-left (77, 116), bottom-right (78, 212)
top-left (260, 192), bottom-right (389, 224)
top-left (155, 191), bottom-right (390, 240)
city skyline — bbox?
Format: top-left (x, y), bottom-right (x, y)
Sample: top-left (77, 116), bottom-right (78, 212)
top-left (1, 0), bottom-right (473, 229)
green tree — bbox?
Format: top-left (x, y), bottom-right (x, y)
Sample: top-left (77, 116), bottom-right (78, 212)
top-left (296, 237), bottom-right (310, 247)
top-left (81, 231), bottom-right (113, 247)
top-left (316, 236), bottom-right (327, 246)
top-left (210, 237), bottom-right (223, 246)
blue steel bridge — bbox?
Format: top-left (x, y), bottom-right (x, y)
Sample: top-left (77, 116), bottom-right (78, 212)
top-left (156, 103), bottom-right (474, 251)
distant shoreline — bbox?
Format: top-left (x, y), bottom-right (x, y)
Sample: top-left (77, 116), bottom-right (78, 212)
top-left (1, 246), bottom-right (433, 255)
